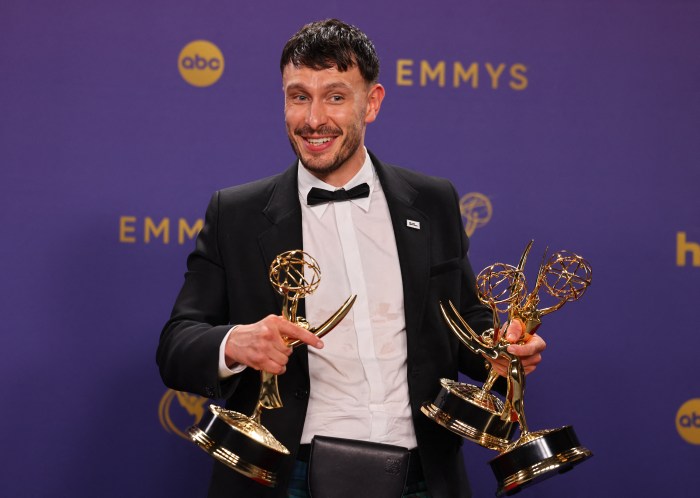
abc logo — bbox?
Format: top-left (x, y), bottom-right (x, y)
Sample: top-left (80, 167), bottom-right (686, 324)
top-left (676, 398), bottom-right (700, 444)
top-left (178, 40), bottom-right (224, 87)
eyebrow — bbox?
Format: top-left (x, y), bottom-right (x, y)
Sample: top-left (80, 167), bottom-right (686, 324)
top-left (284, 81), bottom-right (353, 93)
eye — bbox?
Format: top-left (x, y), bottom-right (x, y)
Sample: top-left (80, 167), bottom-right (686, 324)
top-left (287, 93), bottom-right (309, 103)
top-left (329, 94), bottom-right (345, 103)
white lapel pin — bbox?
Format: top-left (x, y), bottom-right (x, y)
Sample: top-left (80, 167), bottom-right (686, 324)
top-left (407, 219), bottom-right (421, 230)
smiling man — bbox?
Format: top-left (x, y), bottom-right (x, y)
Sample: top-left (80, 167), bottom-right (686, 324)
top-left (157, 19), bottom-right (545, 498)
top-left (282, 46), bottom-right (384, 186)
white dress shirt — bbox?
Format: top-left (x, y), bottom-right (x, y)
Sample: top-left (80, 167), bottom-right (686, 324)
top-left (297, 150), bottom-right (417, 448)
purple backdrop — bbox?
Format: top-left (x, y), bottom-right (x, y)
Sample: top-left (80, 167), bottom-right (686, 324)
top-left (2, 1), bottom-right (699, 496)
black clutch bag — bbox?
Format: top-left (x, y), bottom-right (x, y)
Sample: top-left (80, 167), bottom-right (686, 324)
top-left (308, 436), bottom-right (410, 498)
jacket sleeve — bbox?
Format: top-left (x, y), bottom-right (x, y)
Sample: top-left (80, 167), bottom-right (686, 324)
top-left (156, 191), bottom-right (240, 399)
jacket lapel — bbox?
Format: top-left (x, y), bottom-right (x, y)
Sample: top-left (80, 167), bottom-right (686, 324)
top-left (258, 164), bottom-right (304, 274)
top-left (257, 163), bottom-right (310, 375)
top-left (370, 151), bottom-right (431, 361)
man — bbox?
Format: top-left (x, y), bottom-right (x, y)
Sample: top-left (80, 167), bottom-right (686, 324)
top-left (157, 19), bottom-right (545, 497)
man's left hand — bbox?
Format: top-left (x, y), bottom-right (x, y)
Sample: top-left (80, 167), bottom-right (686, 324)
top-left (487, 318), bottom-right (546, 376)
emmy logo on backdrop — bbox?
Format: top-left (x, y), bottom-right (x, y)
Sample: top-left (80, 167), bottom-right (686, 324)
top-left (422, 241), bottom-right (593, 496)
top-left (159, 389), bottom-right (208, 439)
top-left (460, 192), bottom-right (492, 237)
top-left (188, 250), bottom-right (356, 486)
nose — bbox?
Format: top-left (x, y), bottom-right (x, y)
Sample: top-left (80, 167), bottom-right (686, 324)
top-left (306, 100), bottom-right (327, 129)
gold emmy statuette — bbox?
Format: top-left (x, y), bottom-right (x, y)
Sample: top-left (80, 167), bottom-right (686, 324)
top-left (188, 250), bottom-right (356, 487)
top-left (422, 241), bottom-right (593, 496)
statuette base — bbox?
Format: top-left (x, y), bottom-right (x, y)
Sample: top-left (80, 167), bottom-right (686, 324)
top-left (421, 378), bottom-right (515, 451)
top-left (188, 405), bottom-right (289, 487)
top-left (489, 425), bottom-right (592, 496)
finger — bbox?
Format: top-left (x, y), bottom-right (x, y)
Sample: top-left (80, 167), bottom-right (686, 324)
top-left (486, 357), bottom-right (509, 377)
top-left (506, 343), bottom-right (535, 356)
top-left (507, 334), bottom-right (546, 356)
top-left (266, 346), bottom-right (293, 367)
top-left (490, 363), bottom-right (508, 377)
top-left (260, 356), bottom-right (289, 375)
top-left (244, 340), bottom-right (290, 373)
top-left (277, 319), bottom-right (325, 349)
top-left (255, 316), bottom-right (304, 350)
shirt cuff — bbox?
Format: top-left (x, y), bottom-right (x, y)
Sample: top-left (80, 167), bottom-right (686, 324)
top-left (218, 325), bottom-right (247, 378)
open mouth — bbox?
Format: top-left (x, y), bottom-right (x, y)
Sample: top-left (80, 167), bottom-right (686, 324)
top-left (305, 137), bottom-right (333, 146)
top-left (301, 135), bottom-right (338, 151)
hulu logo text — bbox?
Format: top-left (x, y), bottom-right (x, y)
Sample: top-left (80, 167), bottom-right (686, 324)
top-left (676, 232), bottom-right (700, 267)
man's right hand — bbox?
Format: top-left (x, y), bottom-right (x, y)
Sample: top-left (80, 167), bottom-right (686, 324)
top-left (224, 315), bottom-right (324, 375)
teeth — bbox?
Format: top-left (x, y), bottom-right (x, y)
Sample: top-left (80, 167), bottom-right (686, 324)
top-left (307, 137), bottom-right (331, 145)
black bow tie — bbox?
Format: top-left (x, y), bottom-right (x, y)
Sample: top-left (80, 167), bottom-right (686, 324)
top-left (306, 183), bottom-right (370, 206)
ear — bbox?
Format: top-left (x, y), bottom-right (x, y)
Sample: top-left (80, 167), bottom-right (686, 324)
top-left (364, 83), bottom-right (385, 124)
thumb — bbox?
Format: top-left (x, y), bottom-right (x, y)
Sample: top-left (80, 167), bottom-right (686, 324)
top-left (505, 318), bottom-right (525, 343)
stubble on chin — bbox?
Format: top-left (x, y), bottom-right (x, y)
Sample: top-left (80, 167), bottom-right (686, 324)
top-left (287, 127), bottom-right (363, 181)
top-left (286, 137), bottom-right (347, 180)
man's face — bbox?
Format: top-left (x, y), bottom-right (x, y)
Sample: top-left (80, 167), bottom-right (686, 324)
top-left (282, 63), bottom-right (384, 184)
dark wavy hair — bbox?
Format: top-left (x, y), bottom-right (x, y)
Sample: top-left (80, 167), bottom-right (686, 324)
top-left (280, 19), bottom-right (380, 84)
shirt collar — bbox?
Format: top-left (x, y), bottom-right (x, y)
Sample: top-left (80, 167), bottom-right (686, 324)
top-left (297, 147), bottom-right (376, 216)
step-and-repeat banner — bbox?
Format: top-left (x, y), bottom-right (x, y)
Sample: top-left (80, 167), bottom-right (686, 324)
top-left (2, 1), bottom-right (698, 496)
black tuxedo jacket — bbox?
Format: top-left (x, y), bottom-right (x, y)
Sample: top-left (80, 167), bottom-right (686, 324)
top-left (157, 151), bottom-right (494, 497)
